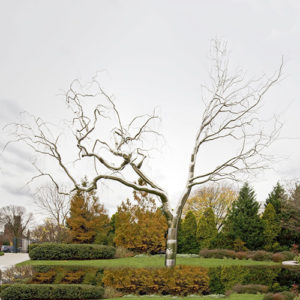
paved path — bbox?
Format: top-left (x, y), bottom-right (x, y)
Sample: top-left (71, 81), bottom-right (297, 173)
top-left (0, 253), bottom-right (29, 271)
top-left (282, 260), bottom-right (299, 266)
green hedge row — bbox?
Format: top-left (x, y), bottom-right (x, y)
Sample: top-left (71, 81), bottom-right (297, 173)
top-left (209, 265), bottom-right (300, 294)
top-left (0, 251), bottom-right (4, 256)
top-left (16, 264), bottom-right (300, 295)
top-left (0, 284), bottom-right (104, 300)
top-left (29, 243), bottom-right (116, 260)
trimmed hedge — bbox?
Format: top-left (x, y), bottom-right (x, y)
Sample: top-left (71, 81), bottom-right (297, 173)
top-left (103, 265), bottom-right (209, 295)
top-left (199, 249), bottom-right (295, 262)
top-left (208, 265), bottom-right (300, 294)
top-left (0, 251), bottom-right (4, 256)
top-left (230, 284), bottom-right (269, 294)
top-left (31, 265), bottom-right (103, 286)
top-left (263, 291), bottom-right (296, 300)
top-left (0, 284), bottom-right (104, 300)
top-left (29, 243), bottom-right (116, 260)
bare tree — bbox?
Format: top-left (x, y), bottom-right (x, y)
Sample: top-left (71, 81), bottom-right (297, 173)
top-left (182, 183), bottom-right (238, 230)
top-left (34, 183), bottom-right (70, 227)
top-left (0, 205), bottom-right (33, 239)
top-left (33, 183), bottom-right (70, 242)
top-left (5, 41), bottom-right (282, 267)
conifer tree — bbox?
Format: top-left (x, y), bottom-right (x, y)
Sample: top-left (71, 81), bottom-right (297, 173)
top-left (265, 182), bottom-right (286, 215)
top-left (281, 184), bottom-right (300, 245)
top-left (197, 207), bottom-right (218, 249)
top-left (262, 203), bottom-right (280, 251)
top-left (67, 186), bottom-right (109, 244)
top-left (177, 211), bottom-right (198, 254)
top-left (225, 183), bottom-right (264, 250)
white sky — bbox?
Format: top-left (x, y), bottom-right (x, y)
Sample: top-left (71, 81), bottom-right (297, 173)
top-left (0, 0), bottom-right (300, 221)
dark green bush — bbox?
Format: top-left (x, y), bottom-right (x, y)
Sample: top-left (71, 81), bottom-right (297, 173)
top-left (208, 265), bottom-right (300, 293)
top-left (0, 251), bottom-right (4, 256)
top-left (273, 266), bottom-right (300, 291)
top-left (209, 265), bottom-right (282, 293)
top-left (0, 284), bottom-right (104, 300)
top-left (29, 243), bottom-right (116, 260)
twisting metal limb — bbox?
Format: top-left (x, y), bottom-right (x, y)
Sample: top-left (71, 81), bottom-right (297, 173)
top-left (5, 40), bottom-right (282, 267)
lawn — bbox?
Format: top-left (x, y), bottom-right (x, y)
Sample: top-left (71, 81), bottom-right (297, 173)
top-left (19, 255), bottom-right (278, 268)
top-left (111, 295), bottom-right (263, 300)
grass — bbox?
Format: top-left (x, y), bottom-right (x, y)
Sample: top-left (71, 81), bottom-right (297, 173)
top-left (19, 255), bottom-right (278, 268)
top-left (109, 295), bottom-right (263, 300)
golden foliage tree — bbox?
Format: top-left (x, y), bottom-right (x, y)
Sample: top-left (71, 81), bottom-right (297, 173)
top-left (183, 184), bottom-right (238, 229)
top-left (66, 187), bottom-right (109, 244)
top-left (114, 186), bottom-right (168, 254)
top-left (31, 219), bottom-right (71, 243)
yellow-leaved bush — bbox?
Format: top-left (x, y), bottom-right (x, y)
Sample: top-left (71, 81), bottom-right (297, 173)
top-left (103, 266), bottom-right (209, 295)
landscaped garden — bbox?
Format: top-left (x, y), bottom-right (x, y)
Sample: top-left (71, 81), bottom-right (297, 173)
top-left (1, 46), bottom-right (300, 299)
top-left (0, 243), bottom-right (296, 300)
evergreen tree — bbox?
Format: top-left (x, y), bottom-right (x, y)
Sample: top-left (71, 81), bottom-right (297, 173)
top-left (177, 211), bottom-right (198, 253)
top-left (197, 207), bottom-right (218, 249)
top-left (281, 184), bottom-right (300, 245)
top-left (67, 187), bottom-right (109, 244)
top-left (265, 182), bottom-right (286, 215)
top-left (262, 203), bottom-right (280, 251)
top-left (225, 183), bottom-right (264, 250)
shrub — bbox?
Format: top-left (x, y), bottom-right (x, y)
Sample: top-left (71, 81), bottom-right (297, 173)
top-left (0, 284), bottom-right (104, 300)
top-left (0, 251), bottom-right (4, 256)
top-left (235, 251), bottom-right (248, 260)
top-left (1, 265), bottom-right (33, 284)
top-left (31, 271), bottom-right (56, 284)
top-left (280, 251), bottom-right (296, 261)
top-left (209, 265), bottom-right (281, 293)
top-left (230, 284), bottom-right (269, 294)
top-left (103, 266), bottom-right (209, 295)
top-left (114, 247), bottom-right (135, 258)
top-left (291, 244), bottom-right (299, 255)
top-left (275, 266), bottom-right (300, 289)
top-left (263, 291), bottom-right (296, 300)
top-left (29, 243), bottom-right (116, 260)
top-left (61, 271), bottom-right (85, 284)
top-left (295, 255), bottom-right (300, 264)
top-left (272, 253), bottom-right (286, 262)
top-left (233, 238), bottom-right (248, 251)
top-left (247, 250), bottom-right (273, 261)
top-left (103, 287), bottom-right (123, 299)
top-left (199, 249), bottom-right (236, 259)
top-left (31, 265), bottom-right (104, 286)
top-left (199, 248), bottom-right (296, 262)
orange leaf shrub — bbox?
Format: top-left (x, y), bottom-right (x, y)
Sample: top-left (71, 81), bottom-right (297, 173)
top-left (114, 185), bottom-right (168, 254)
top-left (62, 271), bottom-right (85, 284)
top-left (31, 271), bottom-right (56, 284)
top-left (103, 266), bottom-right (209, 295)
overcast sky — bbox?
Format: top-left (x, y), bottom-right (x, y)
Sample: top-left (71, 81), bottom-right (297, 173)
top-left (0, 0), bottom-right (300, 221)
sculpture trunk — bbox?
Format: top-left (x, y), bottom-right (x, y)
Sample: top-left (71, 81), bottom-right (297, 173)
top-left (165, 225), bottom-right (178, 268)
